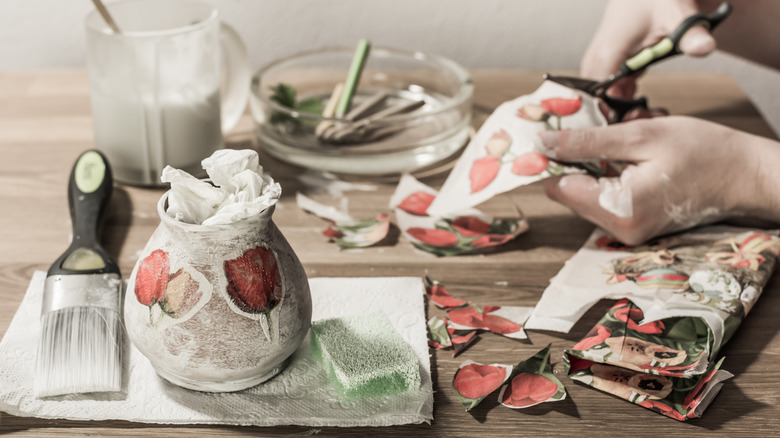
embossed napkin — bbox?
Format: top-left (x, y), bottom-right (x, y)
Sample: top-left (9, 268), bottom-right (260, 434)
top-left (0, 274), bottom-right (433, 426)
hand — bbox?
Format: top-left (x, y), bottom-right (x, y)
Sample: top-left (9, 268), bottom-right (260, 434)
top-left (539, 116), bottom-right (780, 245)
top-left (581, 0), bottom-right (717, 99)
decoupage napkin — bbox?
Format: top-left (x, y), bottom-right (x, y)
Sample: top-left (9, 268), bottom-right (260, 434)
top-left (524, 225), bottom-right (780, 420)
top-left (426, 80), bottom-right (606, 216)
top-left (0, 273), bottom-right (433, 427)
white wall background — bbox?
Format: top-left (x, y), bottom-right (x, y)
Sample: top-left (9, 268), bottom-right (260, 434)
top-left (2, 0), bottom-right (778, 134)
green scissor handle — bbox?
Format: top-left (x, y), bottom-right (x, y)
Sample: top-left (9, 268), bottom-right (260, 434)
top-left (591, 1), bottom-right (732, 95)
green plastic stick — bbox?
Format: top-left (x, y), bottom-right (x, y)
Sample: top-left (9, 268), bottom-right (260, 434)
top-left (335, 39), bottom-right (371, 117)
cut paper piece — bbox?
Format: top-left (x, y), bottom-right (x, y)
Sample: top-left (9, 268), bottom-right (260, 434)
top-left (498, 344), bottom-right (566, 409)
top-left (452, 361), bottom-right (512, 411)
top-left (297, 192), bottom-right (390, 249)
top-left (427, 316), bottom-right (452, 349)
top-left (447, 304), bottom-right (532, 340)
top-left (424, 276), bottom-right (467, 310)
top-left (449, 329), bottom-right (479, 357)
top-left (525, 226), bottom-right (780, 366)
top-left (566, 355), bottom-right (732, 421)
top-left (427, 80), bottom-right (607, 216)
top-left (425, 316), bottom-right (479, 357)
top-left (391, 174), bottom-right (528, 257)
top-left (567, 299), bottom-right (710, 378)
top-left (322, 214), bottom-right (390, 249)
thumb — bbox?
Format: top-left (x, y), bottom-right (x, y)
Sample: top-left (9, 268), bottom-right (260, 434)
top-left (678, 25), bottom-right (717, 57)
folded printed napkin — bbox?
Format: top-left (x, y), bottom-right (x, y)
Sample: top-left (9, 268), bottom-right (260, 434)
top-left (0, 273), bottom-right (433, 427)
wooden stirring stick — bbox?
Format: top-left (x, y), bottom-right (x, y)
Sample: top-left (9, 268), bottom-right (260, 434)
top-left (92, 0), bottom-right (121, 33)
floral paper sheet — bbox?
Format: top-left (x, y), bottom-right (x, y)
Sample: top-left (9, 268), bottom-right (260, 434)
top-left (427, 80), bottom-right (606, 216)
top-left (565, 300), bottom-right (733, 421)
top-left (524, 226), bottom-right (780, 420)
top-left (390, 174), bottom-right (528, 256)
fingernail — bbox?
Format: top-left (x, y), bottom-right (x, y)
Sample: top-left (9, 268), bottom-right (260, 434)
top-left (535, 131), bottom-right (559, 158)
top-left (680, 31), bottom-right (716, 56)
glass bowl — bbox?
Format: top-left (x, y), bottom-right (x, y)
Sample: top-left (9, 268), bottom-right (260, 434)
top-left (250, 46), bottom-right (473, 175)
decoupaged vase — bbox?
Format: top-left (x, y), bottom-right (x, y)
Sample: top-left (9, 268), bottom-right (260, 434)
top-left (125, 192), bottom-right (312, 392)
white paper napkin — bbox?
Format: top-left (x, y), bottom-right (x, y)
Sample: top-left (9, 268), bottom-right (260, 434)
top-left (0, 273), bottom-right (433, 427)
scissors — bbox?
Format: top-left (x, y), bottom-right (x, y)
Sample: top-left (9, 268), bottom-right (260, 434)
top-left (546, 1), bottom-right (732, 123)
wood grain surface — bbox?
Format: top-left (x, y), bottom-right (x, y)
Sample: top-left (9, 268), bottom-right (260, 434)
top-left (1, 69), bottom-right (778, 437)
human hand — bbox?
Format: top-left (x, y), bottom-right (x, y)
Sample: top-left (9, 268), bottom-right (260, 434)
top-left (581, 0), bottom-right (718, 99)
top-left (540, 116), bottom-right (780, 245)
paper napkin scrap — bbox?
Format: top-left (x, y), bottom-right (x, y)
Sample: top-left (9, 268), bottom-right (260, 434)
top-left (391, 174), bottom-right (528, 256)
top-left (498, 344), bottom-right (566, 409)
top-left (427, 80), bottom-right (607, 216)
top-left (297, 192), bottom-right (390, 249)
top-left (0, 273), bottom-right (432, 427)
top-left (525, 226), bottom-right (780, 361)
top-left (450, 344), bottom-right (566, 412)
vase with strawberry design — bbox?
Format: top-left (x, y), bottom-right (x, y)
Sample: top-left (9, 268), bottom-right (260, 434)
top-left (125, 191), bottom-right (312, 392)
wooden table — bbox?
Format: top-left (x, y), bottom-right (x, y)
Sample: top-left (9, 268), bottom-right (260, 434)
top-left (1, 70), bottom-right (778, 436)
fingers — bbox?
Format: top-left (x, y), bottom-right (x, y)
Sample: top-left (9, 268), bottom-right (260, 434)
top-left (678, 25), bottom-right (717, 57)
top-left (537, 120), bottom-right (656, 163)
top-left (543, 174), bottom-right (649, 246)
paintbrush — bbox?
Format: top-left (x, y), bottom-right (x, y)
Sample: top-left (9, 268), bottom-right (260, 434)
top-left (34, 150), bottom-right (123, 397)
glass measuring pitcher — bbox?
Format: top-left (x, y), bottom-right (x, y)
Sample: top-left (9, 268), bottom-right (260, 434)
top-left (85, 0), bottom-right (250, 186)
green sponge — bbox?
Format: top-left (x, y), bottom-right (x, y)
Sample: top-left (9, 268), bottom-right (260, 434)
top-left (310, 310), bottom-right (421, 400)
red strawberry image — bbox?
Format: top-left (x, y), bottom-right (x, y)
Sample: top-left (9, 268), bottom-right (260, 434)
top-left (470, 234), bottom-right (512, 248)
top-left (451, 216), bottom-right (491, 237)
top-left (572, 324), bottom-right (612, 351)
top-left (224, 245), bottom-right (282, 314)
top-left (511, 152), bottom-right (549, 176)
top-left (484, 129), bottom-right (512, 157)
top-left (447, 306), bottom-right (483, 328)
top-left (135, 249), bottom-right (170, 307)
top-left (469, 155), bottom-right (501, 193)
top-left (478, 305), bottom-right (523, 335)
top-left (453, 363), bottom-right (508, 400)
top-left (426, 283), bottom-right (467, 309)
top-left (158, 269), bottom-right (201, 318)
top-left (501, 373), bottom-right (559, 408)
top-left (541, 96), bottom-right (582, 117)
top-left (397, 191), bottom-right (435, 216)
top-left (407, 227), bottom-right (459, 247)
top-left (322, 226), bottom-right (345, 238)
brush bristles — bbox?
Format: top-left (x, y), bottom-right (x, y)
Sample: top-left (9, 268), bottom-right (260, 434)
top-left (35, 307), bottom-right (123, 397)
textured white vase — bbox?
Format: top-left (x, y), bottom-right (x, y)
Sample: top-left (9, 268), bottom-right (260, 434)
top-left (125, 192), bottom-right (312, 392)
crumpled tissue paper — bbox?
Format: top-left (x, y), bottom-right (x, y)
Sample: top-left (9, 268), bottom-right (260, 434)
top-left (0, 274), bottom-right (433, 427)
top-left (161, 149), bottom-right (282, 226)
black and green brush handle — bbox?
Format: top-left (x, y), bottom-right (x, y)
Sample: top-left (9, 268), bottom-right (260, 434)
top-left (48, 150), bottom-right (120, 277)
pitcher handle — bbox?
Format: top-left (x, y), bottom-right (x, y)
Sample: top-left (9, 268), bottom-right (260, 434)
top-left (219, 23), bottom-right (251, 133)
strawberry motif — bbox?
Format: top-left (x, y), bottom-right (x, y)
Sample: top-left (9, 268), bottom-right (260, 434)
top-left (397, 191), bottom-right (435, 216)
top-left (453, 363), bottom-right (508, 400)
top-left (224, 246), bottom-right (282, 314)
top-left (451, 216), bottom-right (491, 237)
top-left (425, 283), bottom-right (467, 309)
top-left (134, 249), bottom-right (170, 307)
top-left (540, 96), bottom-right (582, 117)
top-left (469, 155), bottom-right (502, 193)
top-left (501, 373), bottom-right (559, 408)
top-left (511, 152), bottom-right (549, 176)
top-left (407, 227), bottom-right (459, 247)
